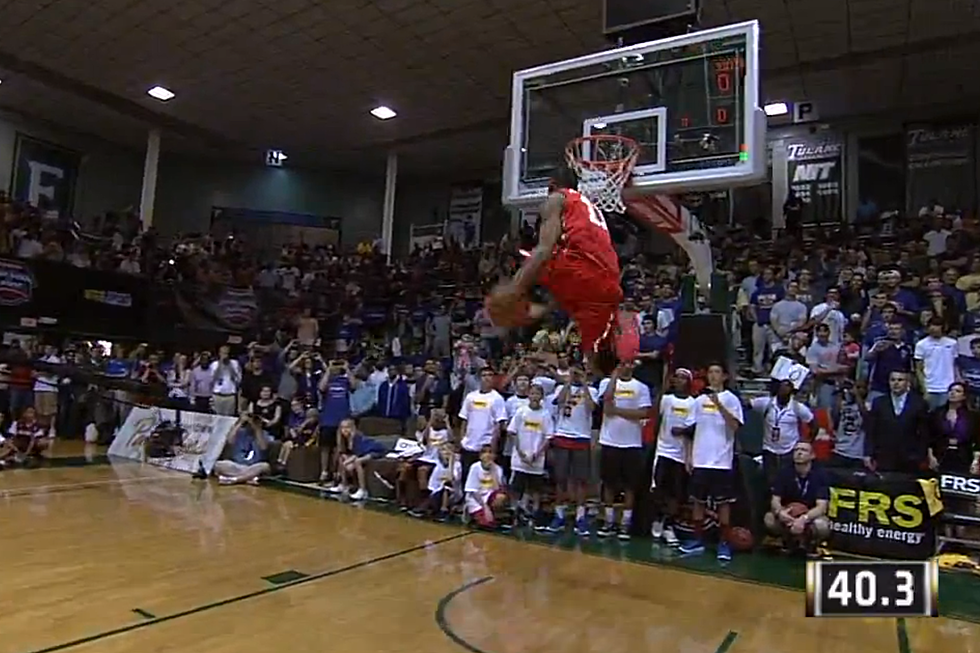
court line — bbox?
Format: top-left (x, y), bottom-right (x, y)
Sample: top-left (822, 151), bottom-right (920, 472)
top-left (23, 531), bottom-right (473, 653)
top-left (0, 475), bottom-right (186, 499)
top-left (435, 576), bottom-right (495, 653)
top-left (714, 630), bottom-right (739, 653)
top-left (896, 618), bottom-right (911, 653)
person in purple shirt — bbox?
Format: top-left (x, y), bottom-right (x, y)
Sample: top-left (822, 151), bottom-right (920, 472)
top-left (749, 267), bottom-right (785, 374)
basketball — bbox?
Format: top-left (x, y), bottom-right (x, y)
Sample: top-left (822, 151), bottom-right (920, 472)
top-left (729, 526), bottom-right (754, 552)
top-left (787, 502), bottom-right (809, 518)
top-left (486, 285), bottom-right (531, 328)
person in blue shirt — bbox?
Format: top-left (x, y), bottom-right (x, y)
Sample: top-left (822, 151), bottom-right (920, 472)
top-left (376, 364), bottom-right (412, 426)
top-left (335, 418), bottom-right (389, 500)
top-left (957, 337), bottom-right (980, 401)
top-left (749, 267), bottom-right (785, 374)
top-left (763, 441), bottom-right (830, 552)
top-left (317, 360), bottom-right (351, 485)
top-left (212, 413), bottom-right (272, 485)
top-left (865, 322), bottom-right (913, 403)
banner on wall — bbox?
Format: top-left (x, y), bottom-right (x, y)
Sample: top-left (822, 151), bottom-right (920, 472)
top-left (108, 407), bottom-right (237, 475)
top-left (210, 207), bottom-right (342, 260)
top-left (166, 283), bottom-right (260, 333)
top-left (10, 134), bottom-right (81, 218)
top-left (905, 122), bottom-right (976, 214)
top-left (825, 468), bottom-right (942, 560)
top-left (445, 185), bottom-right (483, 249)
top-left (0, 257), bottom-right (145, 337)
top-left (409, 222), bottom-right (445, 251)
top-left (784, 135), bottom-right (844, 225)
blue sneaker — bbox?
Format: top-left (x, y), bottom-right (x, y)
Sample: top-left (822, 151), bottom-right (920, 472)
top-left (545, 515), bottom-right (566, 533)
top-left (574, 517), bottom-right (590, 536)
top-left (678, 540), bottom-right (706, 555)
top-left (717, 541), bottom-right (732, 562)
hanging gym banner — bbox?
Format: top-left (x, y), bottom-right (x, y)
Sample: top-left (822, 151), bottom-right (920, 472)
top-left (445, 184), bottom-right (483, 249)
top-left (9, 134), bottom-right (81, 219)
top-left (784, 134), bottom-right (844, 226)
top-left (905, 122), bottom-right (976, 215)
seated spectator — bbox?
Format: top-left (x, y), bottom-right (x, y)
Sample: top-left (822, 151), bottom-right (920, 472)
top-left (397, 409), bottom-right (450, 510)
top-left (213, 413), bottom-right (272, 485)
top-left (335, 417), bottom-right (387, 500)
top-left (411, 443), bottom-right (462, 521)
top-left (464, 443), bottom-right (508, 529)
top-left (0, 406), bottom-right (54, 466)
top-left (250, 384), bottom-right (282, 438)
top-left (277, 406), bottom-right (319, 468)
top-left (764, 441), bottom-right (830, 553)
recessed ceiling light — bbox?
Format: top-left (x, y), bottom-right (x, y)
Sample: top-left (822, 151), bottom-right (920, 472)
top-left (763, 102), bottom-right (789, 117)
top-left (370, 105), bottom-right (397, 120)
top-left (147, 85), bottom-right (175, 101)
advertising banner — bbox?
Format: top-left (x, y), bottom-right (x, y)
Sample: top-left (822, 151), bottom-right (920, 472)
top-left (826, 468), bottom-right (942, 560)
top-left (445, 185), bottom-right (483, 249)
top-left (905, 122), bottom-right (976, 214)
top-left (108, 407), bottom-right (237, 475)
top-left (784, 135), bottom-right (844, 226)
top-left (0, 257), bottom-right (145, 337)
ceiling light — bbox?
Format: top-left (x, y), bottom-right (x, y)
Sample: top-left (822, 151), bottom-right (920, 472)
top-left (370, 105), bottom-right (397, 120)
top-left (592, 122), bottom-right (607, 130)
top-left (764, 102), bottom-right (789, 117)
top-left (147, 86), bottom-right (175, 101)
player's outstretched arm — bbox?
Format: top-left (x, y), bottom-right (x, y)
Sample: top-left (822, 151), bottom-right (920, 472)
top-left (512, 192), bottom-right (563, 293)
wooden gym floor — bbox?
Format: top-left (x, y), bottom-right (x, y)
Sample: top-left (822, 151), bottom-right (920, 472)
top-left (1, 451), bottom-right (979, 653)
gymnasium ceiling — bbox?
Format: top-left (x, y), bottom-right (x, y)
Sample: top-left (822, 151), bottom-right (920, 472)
top-left (0, 0), bottom-right (976, 177)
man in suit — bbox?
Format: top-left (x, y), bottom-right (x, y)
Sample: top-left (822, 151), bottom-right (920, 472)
top-left (864, 370), bottom-right (932, 474)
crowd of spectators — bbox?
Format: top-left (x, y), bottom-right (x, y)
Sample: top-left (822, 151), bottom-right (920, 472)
top-left (1, 196), bottom-right (979, 561)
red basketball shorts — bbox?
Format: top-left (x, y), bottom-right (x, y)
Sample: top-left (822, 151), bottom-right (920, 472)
top-left (542, 262), bottom-right (624, 354)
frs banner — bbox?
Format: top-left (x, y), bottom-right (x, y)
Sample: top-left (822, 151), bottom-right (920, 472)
top-left (785, 137), bottom-right (844, 226)
top-left (445, 185), bottom-right (483, 249)
top-left (10, 134), bottom-right (81, 219)
top-left (825, 468), bottom-right (943, 560)
top-left (905, 123), bottom-right (976, 214)
top-left (108, 407), bottom-right (237, 475)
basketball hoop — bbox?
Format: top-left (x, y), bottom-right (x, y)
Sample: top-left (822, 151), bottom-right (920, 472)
top-left (564, 135), bottom-right (639, 214)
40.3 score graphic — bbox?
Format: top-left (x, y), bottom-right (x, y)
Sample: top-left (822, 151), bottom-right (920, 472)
top-left (805, 560), bottom-right (939, 618)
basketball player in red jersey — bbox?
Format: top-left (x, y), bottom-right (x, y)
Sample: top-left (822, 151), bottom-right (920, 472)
top-left (493, 168), bottom-right (637, 372)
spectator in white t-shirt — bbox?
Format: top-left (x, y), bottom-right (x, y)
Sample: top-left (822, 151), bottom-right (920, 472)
top-left (914, 316), bottom-right (960, 409)
top-left (458, 367), bottom-right (507, 474)
top-left (209, 345), bottom-right (242, 416)
top-left (679, 363), bottom-right (744, 561)
top-left (650, 368), bottom-right (696, 546)
top-left (923, 218), bottom-right (951, 257)
top-left (808, 288), bottom-right (847, 345)
top-left (746, 379), bottom-right (815, 485)
top-left (596, 363), bottom-right (652, 540)
top-left (546, 366), bottom-right (598, 535)
top-left (506, 384), bottom-right (554, 526)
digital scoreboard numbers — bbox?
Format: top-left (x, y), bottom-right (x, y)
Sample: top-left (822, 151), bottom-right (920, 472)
top-left (667, 38), bottom-right (747, 173)
top-left (806, 561), bottom-right (939, 618)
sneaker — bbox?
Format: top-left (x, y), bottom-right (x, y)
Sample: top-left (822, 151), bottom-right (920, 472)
top-left (662, 526), bottom-right (680, 547)
top-left (350, 488), bottom-right (368, 501)
top-left (325, 483), bottom-right (344, 494)
top-left (597, 521), bottom-right (618, 538)
top-left (651, 519), bottom-right (664, 539)
top-left (408, 509), bottom-right (425, 518)
top-left (545, 515), bottom-right (566, 533)
top-left (217, 475), bottom-right (235, 485)
top-left (435, 510), bottom-right (450, 523)
top-left (678, 540), bottom-right (706, 555)
top-left (717, 542), bottom-right (732, 562)
top-left (618, 522), bottom-right (632, 541)
top-left (574, 517), bottom-right (591, 536)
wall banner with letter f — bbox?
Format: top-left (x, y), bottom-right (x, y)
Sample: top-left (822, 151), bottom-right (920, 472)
top-left (9, 133), bottom-right (81, 219)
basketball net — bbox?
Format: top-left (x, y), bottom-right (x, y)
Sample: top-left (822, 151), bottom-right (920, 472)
top-left (564, 135), bottom-right (639, 214)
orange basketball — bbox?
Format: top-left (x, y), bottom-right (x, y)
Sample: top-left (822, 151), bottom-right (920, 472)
top-left (486, 285), bottom-right (531, 327)
top-left (729, 526), bottom-right (755, 552)
top-left (787, 502), bottom-right (809, 518)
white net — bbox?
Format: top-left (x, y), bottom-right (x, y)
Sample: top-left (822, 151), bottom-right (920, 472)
top-left (564, 136), bottom-right (639, 215)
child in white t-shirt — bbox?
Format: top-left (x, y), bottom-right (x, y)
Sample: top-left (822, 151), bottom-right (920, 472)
top-left (506, 384), bottom-right (554, 526)
top-left (412, 444), bottom-right (462, 521)
top-left (464, 444), bottom-right (508, 528)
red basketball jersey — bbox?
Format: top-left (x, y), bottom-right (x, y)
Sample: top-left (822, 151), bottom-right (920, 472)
top-left (552, 189), bottom-right (620, 280)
